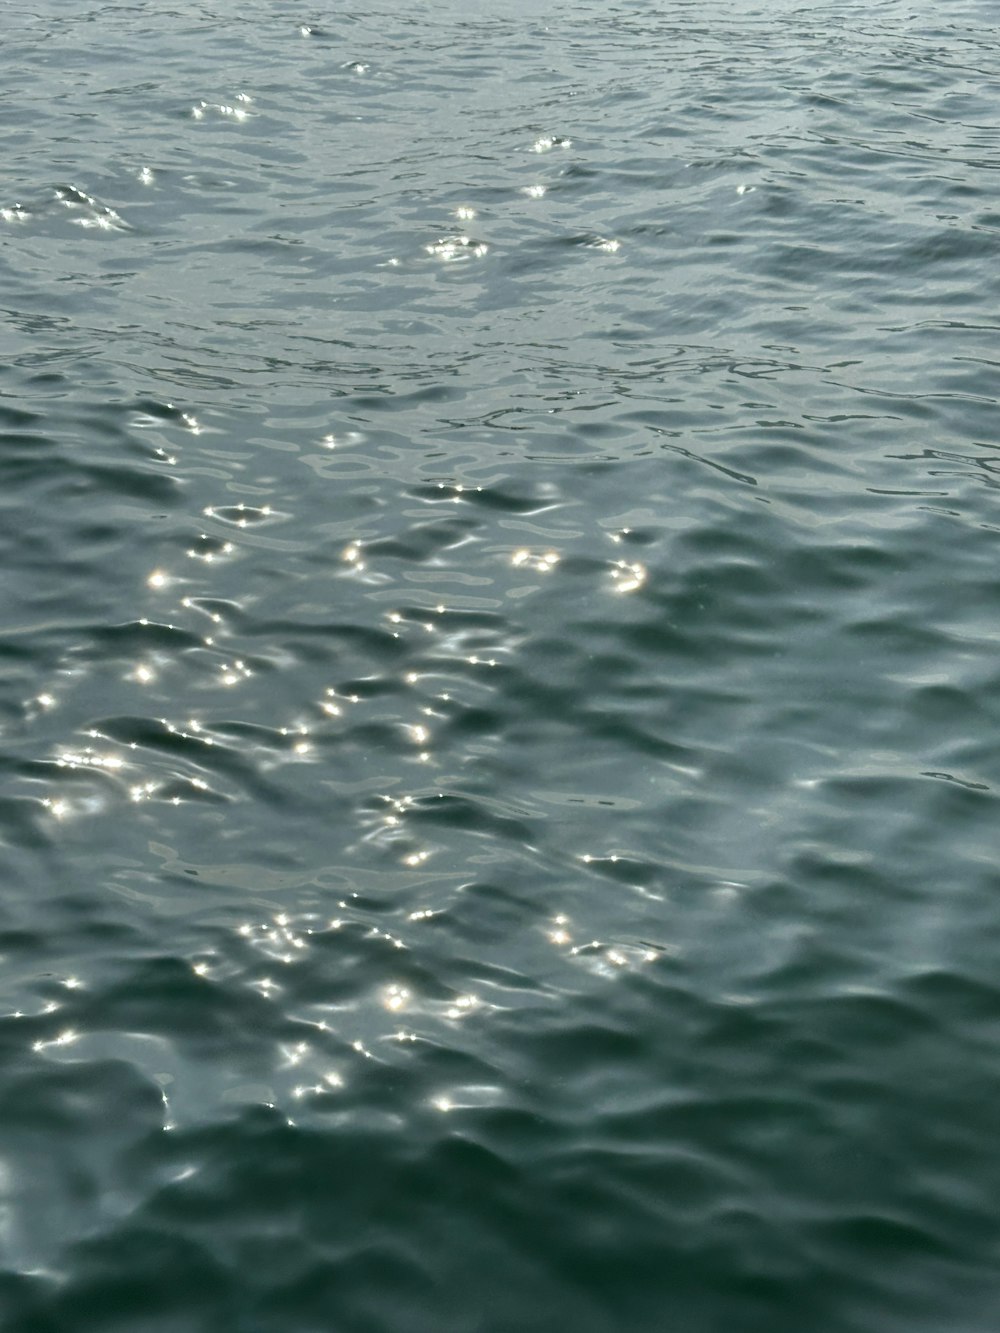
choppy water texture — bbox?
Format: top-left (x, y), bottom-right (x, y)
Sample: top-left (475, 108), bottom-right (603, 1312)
top-left (2, 1), bottom-right (1000, 1328)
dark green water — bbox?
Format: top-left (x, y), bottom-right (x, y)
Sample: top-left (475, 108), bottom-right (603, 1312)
top-left (2, 1), bottom-right (1000, 1328)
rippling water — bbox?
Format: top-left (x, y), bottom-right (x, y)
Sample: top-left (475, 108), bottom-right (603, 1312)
top-left (2, 1), bottom-right (1000, 1328)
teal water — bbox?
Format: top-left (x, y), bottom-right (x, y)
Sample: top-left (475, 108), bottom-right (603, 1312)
top-left (2, 1), bottom-right (1000, 1328)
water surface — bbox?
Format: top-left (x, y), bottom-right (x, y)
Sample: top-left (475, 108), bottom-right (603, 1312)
top-left (2, 2), bottom-right (1000, 1329)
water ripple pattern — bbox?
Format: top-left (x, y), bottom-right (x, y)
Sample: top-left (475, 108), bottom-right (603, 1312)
top-left (1, 0), bottom-right (999, 1329)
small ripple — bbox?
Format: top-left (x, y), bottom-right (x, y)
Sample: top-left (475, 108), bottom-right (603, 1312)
top-left (529, 134), bottom-right (572, 153)
top-left (423, 234), bottom-right (488, 262)
top-left (54, 183), bottom-right (130, 232)
top-left (189, 94), bottom-right (253, 122)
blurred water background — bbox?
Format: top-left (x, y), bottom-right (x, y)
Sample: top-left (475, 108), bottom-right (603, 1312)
top-left (2, 1), bottom-right (1000, 1328)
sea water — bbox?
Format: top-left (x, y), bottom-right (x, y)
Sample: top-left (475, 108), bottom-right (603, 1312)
top-left (1, 2), bottom-right (999, 1329)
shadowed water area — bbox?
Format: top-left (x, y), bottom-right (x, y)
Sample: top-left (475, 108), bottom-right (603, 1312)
top-left (1, 0), bottom-right (999, 1328)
